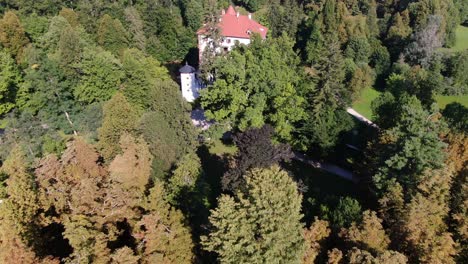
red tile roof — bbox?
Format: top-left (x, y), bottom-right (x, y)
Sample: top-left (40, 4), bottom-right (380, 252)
top-left (197, 5), bottom-right (268, 39)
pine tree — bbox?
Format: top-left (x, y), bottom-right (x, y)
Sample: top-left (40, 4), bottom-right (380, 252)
top-left (202, 166), bottom-right (305, 263)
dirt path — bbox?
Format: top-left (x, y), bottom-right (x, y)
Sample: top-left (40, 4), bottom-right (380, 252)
top-left (293, 151), bottom-right (357, 183)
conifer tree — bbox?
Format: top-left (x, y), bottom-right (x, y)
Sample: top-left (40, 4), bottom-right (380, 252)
top-left (202, 166), bottom-right (305, 263)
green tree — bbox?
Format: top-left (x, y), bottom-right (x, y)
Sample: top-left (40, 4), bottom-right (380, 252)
top-left (74, 47), bottom-right (123, 104)
top-left (373, 96), bottom-right (447, 196)
top-left (0, 50), bottom-right (21, 115)
top-left (97, 14), bottom-right (129, 55)
top-left (202, 166), bottom-right (305, 263)
top-left (201, 34), bottom-right (306, 141)
top-left (124, 7), bottom-right (146, 51)
top-left (98, 92), bottom-right (139, 161)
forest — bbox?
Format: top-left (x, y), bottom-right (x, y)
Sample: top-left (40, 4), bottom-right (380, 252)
top-left (0, 0), bottom-right (467, 263)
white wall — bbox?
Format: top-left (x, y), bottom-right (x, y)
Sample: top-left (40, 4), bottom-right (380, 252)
top-left (181, 72), bottom-right (199, 102)
top-left (198, 35), bottom-right (251, 62)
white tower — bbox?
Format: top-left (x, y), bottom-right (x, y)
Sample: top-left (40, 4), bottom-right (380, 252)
top-left (179, 63), bottom-right (199, 102)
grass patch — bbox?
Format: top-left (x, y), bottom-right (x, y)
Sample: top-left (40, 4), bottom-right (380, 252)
top-left (352, 87), bottom-right (381, 121)
top-left (452, 26), bottom-right (468, 51)
top-left (435, 94), bottom-right (468, 109)
top-left (207, 139), bottom-right (237, 156)
top-left (0, 119), bottom-right (7, 129)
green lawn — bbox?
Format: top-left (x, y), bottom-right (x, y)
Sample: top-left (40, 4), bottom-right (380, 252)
top-left (452, 26), bottom-right (468, 51)
top-left (0, 119), bottom-right (7, 129)
top-left (351, 87), bottom-right (381, 120)
top-left (435, 94), bottom-right (468, 109)
top-left (207, 139), bottom-right (238, 156)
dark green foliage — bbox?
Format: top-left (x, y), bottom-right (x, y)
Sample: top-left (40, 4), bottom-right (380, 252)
top-left (447, 51), bottom-right (468, 95)
top-left (442, 103), bottom-right (468, 133)
top-left (372, 96), bottom-right (447, 197)
top-left (345, 36), bottom-right (371, 64)
top-left (330, 197), bottom-right (362, 228)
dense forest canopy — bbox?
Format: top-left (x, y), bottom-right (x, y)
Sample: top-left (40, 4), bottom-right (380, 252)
top-left (0, 0), bottom-right (467, 263)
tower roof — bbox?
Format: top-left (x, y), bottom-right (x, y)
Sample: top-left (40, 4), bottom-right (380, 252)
top-left (179, 62), bottom-right (196, 74)
top-left (197, 5), bottom-right (268, 39)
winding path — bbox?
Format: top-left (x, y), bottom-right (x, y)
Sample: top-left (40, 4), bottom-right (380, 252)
top-left (293, 151), bottom-right (357, 183)
top-left (346, 107), bottom-right (379, 129)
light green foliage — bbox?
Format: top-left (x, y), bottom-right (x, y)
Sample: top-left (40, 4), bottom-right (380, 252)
top-left (56, 25), bottom-right (82, 73)
top-left (121, 48), bottom-right (169, 110)
top-left (21, 13), bottom-right (49, 42)
top-left (39, 15), bottom-right (71, 52)
top-left (0, 51), bottom-right (21, 115)
top-left (202, 166), bottom-right (305, 263)
top-left (201, 34), bottom-right (306, 140)
top-left (75, 47), bottom-right (123, 104)
top-left (139, 183), bottom-right (195, 263)
top-left (98, 92), bottom-right (139, 161)
top-left (97, 14), bottom-right (129, 55)
top-left (167, 152), bottom-right (202, 202)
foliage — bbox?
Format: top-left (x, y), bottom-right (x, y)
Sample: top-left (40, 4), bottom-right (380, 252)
top-left (74, 47), bottom-right (123, 104)
top-left (97, 14), bottom-right (128, 55)
top-left (222, 125), bottom-right (293, 191)
top-left (201, 34), bottom-right (307, 141)
top-left (0, 51), bottom-right (21, 115)
top-left (202, 166), bottom-right (304, 263)
top-left (97, 92), bottom-right (138, 161)
top-left (302, 218), bottom-right (330, 263)
top-left (0, 11), bottom-right (29, 60)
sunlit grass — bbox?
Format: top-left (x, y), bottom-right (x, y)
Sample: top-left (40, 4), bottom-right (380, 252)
top-left (352, 87), bottom-right (381, 120)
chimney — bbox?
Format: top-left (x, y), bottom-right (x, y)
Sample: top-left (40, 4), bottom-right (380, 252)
top-left (222, 9), bottom-right (225, 15)
top-left (236, 11), bottom-right (239, 18)
top-left (248, 13), bottom-right (251, 19)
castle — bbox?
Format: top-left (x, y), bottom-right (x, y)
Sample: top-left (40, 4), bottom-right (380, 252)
top-left (179, 5), bottom-right (268, 102)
